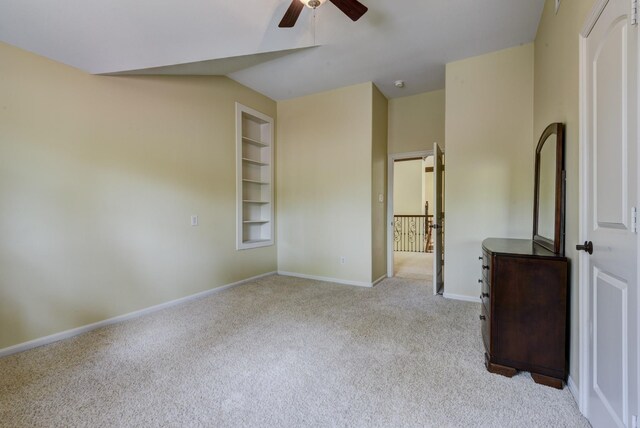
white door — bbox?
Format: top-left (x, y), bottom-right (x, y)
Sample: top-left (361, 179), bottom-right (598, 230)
top-left (583, 0), bottom-right (638, 426)
top-left (432, 142), bottom-right (444, 295)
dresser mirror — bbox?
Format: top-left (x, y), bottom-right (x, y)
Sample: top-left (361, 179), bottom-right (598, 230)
top-left (533, 123), bottom-right (565, 255)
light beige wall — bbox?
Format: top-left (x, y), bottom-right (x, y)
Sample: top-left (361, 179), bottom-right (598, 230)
top-left (371, 85), bottom-right (388, 281)
top-left (534, 0), bottom-right (597, 389)
top-left (394, 160), bottom-right (423, 215)
top-left (0, 42), bottom-right (277, 349)
top-left (444, 44), bottom-right (534, 298)
top-left (423, 156), bottom-right (434, 215)
top-left (277, 83), bottom-right (373, 284)
top-left (388, 89), bottom-right (445, 154)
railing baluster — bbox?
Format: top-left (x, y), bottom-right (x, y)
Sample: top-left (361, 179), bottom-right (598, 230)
top-left (393, 214), bottom-right (429, 253)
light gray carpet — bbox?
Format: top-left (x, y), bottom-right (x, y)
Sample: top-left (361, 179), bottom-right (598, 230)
top-left (394, 251), bottom-right (433, 280)
top-left (0, 275), bottom-right (588, 427)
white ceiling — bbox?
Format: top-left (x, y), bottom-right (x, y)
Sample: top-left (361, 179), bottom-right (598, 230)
top-left (0, 0), bottom-right (545, 100)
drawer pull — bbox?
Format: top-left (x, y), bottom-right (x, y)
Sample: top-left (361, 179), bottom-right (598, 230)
top-left (478, 256), bottom-right (483, 260)
top-left (482, 265), bottom-right (490, 270)
top-left (479, 315), bottom-right (486, 321)
top-left (481, 293), bottom-right (489, 298)
top-left (478, 279), bottom-right (483, 284)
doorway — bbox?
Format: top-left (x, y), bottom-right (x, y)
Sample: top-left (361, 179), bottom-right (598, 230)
top-left (387, 148), bottom-right (444, 292)
top-left (393, 156), bottom-right (433, 280)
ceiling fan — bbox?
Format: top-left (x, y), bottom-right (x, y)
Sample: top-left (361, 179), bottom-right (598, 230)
top-left (278, 0), bottom-right (368, 28)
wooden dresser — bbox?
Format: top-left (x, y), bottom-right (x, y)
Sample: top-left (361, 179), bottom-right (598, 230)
top-left (480, 238), bottom-right (569, 388)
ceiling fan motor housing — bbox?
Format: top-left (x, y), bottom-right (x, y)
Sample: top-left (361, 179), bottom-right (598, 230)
top-left (302, 0), bottom-right (325, 9)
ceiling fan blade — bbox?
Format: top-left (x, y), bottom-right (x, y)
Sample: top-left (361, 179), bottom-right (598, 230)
top-left (329, 0), bottom-right (368, 21)
top-left (279, 1), bottom-right (305, 28)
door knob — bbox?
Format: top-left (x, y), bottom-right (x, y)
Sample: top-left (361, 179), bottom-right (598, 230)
top-left (576, 241), bottom-right (593, 255)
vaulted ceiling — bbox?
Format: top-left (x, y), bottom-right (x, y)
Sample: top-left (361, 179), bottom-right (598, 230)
top-left (0, 0), bottom-right (545, 100)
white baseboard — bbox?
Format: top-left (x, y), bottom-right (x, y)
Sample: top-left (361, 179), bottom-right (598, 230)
top-left (372, 275), bottom-right (387, 287)
top-left (277, 271), bottom-right (374, 288)
top-left (0, 271), bottom-right (277, 359)
top-left (567, 375), bottom-right (580, 406)
top-left (443, 292), bottom-right (481, 303)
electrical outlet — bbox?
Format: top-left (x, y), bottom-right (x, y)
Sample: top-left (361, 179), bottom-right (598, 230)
top-left (378, 193), bottom-right (384, 203)
top-left (340, 256), bottom-right (346, 265)
top-left (191, 215), bottom-right (198, 226)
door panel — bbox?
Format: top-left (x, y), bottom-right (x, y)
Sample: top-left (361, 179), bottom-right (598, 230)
top-left (594, 268), bottom-right (628, 426)
top-left (594, 18), bottom-right (628, 228)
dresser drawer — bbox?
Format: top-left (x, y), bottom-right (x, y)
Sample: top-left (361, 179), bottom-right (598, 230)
top-left (480, 303), bottom-right (490, 354)
top-left (482, 251), bottom-right (491, 283)
top-left (480, 277), bottom-right (491, 310)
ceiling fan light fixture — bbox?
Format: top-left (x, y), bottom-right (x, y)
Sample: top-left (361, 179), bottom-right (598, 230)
top-left (300, 0), bottom-right (326, 9)
top-left (279, 0), bottom-right (367, 28)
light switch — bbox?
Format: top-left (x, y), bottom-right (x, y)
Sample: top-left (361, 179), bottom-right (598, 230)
top-left (191, 215), bottom-right (198, 226)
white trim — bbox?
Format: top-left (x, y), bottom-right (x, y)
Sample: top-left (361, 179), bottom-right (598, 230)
top-left (577, 30), bottom-right (590, 416)
top-left (637, 10), bottom-right (640, 423)
top-left (443, 293), bottom-right (481, 303)
top-left (581, 0), bottom-right (609, 37)
top-left (568, 375), bottom-right (580, 406)
top-left (277, 271), bottom-right (374, 288)
top-left (0, 271), bottom-right (277, 359)
top-left (372, 275), bottom-right (387, 287)
top-left (387, 150), bottom-right (435, 278)
top-left (635, 7), bottom-right (640, 421)
top-left (388, 150), bottom-right (436, 159)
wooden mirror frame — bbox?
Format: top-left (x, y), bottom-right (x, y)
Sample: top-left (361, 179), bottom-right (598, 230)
top-left (532, 122), bottom-right (565, 255)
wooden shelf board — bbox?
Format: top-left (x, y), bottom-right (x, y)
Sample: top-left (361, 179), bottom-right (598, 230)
top-left (242, 179), bottom-right (270, 185)
top-left (242, 158), bottom-right (269, 166)
top-left (242, 136), bottom-right (269, 147)
top-left (243, 200), bottom-right (270, 204)
top-left (243, 220), bottom-right (269, 224)
top-left (243, 239), bottom-right (271, 244)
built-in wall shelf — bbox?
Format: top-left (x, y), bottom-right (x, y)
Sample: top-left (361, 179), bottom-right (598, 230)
top-left (242, 179), bottom-right (270, 185)
top-left (242, 158), bottom-right (269, 166)
top-left (242, 136), bottom-right (269, 147)
top-left (236, 103), bottom-right (274, 250)
top-left (243, 239), bottom-right (272, 244)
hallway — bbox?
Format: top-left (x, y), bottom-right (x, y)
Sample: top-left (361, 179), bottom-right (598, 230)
top-left (393, 251), bottom-right (433, 281)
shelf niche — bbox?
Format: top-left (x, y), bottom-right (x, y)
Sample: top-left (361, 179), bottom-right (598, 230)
top-left (236, 103), bottom-right (274, 250)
